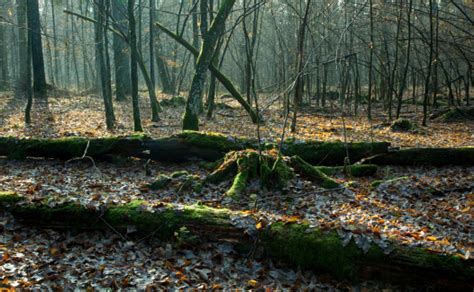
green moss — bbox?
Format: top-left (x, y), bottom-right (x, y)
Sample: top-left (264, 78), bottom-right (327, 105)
top-left (371, 176), bottom-right (409, 188)
top-left (269, 156), bottom-right (294, 188)
top-left (438, 107), bottom-right (474, 122)
top-left (282, 140), bottom-right (389, 165)
top-left (0, 193), bottom-right (471, 284)
top-left (290, 156), bottom-right (339, 189)
top-left (160, 96), bottom-right (186, 107)
top-left (0, 136), bottom-right (145, 160)
top-left (205, 152), bottom-right (237, 183)
top-left (390, 119), bottom-right (418, 132)
top-left (170, 170), bottom-right (189, 178)
top-left (366, 147), bottom-right (474, 166)
top-left (0, 192), bottom-right (22, 206)
top-left (226, 168), bottom-right (248, 198)
top-left (182, 113), bottom-right (200, 131)
top-left (177, 131), bottom-right (254, 152)
top-left (315, 164), bottom-right (378, 177)
top-left (262, 223), bottom-right (372, 279)
top-left (148, 174), bottom-right (172, 190)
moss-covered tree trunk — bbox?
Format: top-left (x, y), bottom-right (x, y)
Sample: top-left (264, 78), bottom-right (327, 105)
top-left (0, 192), bottom-right (471, 290)
top-left (182, 0), bottom-right (236, 130)
top-left (0, 131), bottom-right (391, 165)
top-left (154, 21), bottom-right (259, 124)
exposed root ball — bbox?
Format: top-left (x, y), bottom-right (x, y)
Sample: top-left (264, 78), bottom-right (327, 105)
top-left (205, 149), bottom-right (371, 198)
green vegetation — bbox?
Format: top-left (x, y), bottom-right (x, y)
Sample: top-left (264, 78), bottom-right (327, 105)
top-left (390, 118), bottom-right (419, 132)
top-left (0, 192), bottom-right (471, 285)
top-left (364, 147), bottom-right (474, 166)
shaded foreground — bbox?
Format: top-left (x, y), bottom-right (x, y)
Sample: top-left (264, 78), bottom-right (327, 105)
top-left (0, 192), bottom-right (472, 290)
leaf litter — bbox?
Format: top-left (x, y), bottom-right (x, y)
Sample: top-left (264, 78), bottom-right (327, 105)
top-left (0, 158), bottom-right (472, 260)
top-left (0, 93), bottom-right (473, 288)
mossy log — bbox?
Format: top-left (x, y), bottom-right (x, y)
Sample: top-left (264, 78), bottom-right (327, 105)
top-left (0, 131), bottom-right (390, 165)
top-left (114, 131), bottom-right (391, 166)
top-left (3, 131), bottom-right (470, 166)
top-left (207, 150), bottom-right (378, 195)
top-left (206, 150), bottom-right (294, 197)
top-left (0, 192), bottom-right (472, 290)
top-left (289, 156), bottom-right (339, 189)
top-left (0, 135), bottom-right (146, 160)
top-left (361, 147), bottom-right (474, 166)
top-left (315, 164), bottom-right (378, 177)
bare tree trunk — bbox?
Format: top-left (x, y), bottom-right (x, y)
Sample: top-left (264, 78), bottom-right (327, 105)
top-left (27, 0), bottom-right (47, 98)
top-left (96, 0), bottom-right (116, 130)
top-left (367, 0), bottom-right (374, 121)
top-left (15, 0), bottom-right (29, 96)
top-left (290, 0), bottom-right (311, 133)
top-left (422, 0), bottom-right (434, 127)
top-left (112, 0), bottom-right (132, 101)
top-left (149, 0), bottom-right (155, 90)
top-left (25, 17), bottom-right (33, 124)
top-left (182, 0), bottom-right (236, 130)
top-left (396, 0), bottom-right (412, 119)
top-left (129, 0), bottom-right (143, 132)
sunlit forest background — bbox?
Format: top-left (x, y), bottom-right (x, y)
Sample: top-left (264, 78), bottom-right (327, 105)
top-left (0, 0), bottom-right (473, 290)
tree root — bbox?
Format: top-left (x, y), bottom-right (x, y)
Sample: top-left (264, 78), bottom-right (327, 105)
top-left (206, 150), bottom-right (378, 197)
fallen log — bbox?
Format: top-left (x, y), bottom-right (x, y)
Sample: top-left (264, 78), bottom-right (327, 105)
top-left (0, 135), bottom-right (145, 160)
top-left (360, 147), bottom-right (474, 166)
top-left (0, 131), bottom-right (390, 165)
top-left (0, 192), bottom-right (471, 290)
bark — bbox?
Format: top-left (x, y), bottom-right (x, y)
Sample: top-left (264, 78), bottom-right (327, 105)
top-left (422, 0), bottom-right (434, 127)
top-left (155, 36), bottom-right (173, 93)
top-left (15, 0), bottom-right (29, 96)
top-left (96, 0), bottom-right (116, 130)
top-left (0, 131), bottom-right (390, 165)
top-left (0, 192), bottom-right (471, 290)
top-left (128, 0), bottom-right (143, 131)
top-left (112, 0), bottom-right (132, 101)
top-left (27, 0), bottom-right (47, 98)
top-left (367, 0), bottom-right (374, 120)
top-left (290, 0), bottom-right (311, 133)
top-left (154, 21), bottom-right (259, 124)
top-left (0, 2), bottom-right (8, 91)
top-left (361, 148), bottom-right (474, 166)
top-left (182, 0), bottom-right (237, 130)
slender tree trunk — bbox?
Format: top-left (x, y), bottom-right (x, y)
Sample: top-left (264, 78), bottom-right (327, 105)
top-left (25, 17), bottom-right (33, 124)
top-left (149, 0), bottom-right (155, 89)
top-left (290, 0), bottom-right (311, 133)
top-left (15, 0), bottom-right (29, 96)
top-left (465, 68), bottom-right (471, 106)
top-left (112, 0), bottom-right (132, 101)
top-left (155, 37), bottom-right (173, 93)
top-left (388, 1), bottom-right (403, 121)
top-left (367, 0), bottom-right (374, 121)
top-left (96, 0), bottom-right (116, 130)
top-left (432, 2), bottom-right (439, 108)
top-left (28, 0), bottom-right (47, 99)
top-left (0, 4), bottom-right (9, 91)
top-left (182, 0), bottom-right (237, 130)
top-left (129, 0), bottom-right (143, 131)
top-left (396, 0), bottom-right (412, 119)
top-left (51, 0), bottom-right (61, 88)
top-left (422, 0), bottom-right (434, 127)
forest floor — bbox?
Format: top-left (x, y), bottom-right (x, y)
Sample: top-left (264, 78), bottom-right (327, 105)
top-left (0, 91), bottom-right (472, 147)
top-left (0, 91), bottom-right (473, 289)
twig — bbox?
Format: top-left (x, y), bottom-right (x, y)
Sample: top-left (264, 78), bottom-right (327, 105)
top-left (98, 216), bottom-right (128, 241)
top-left (65, 140), bottom-right (103, 176)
